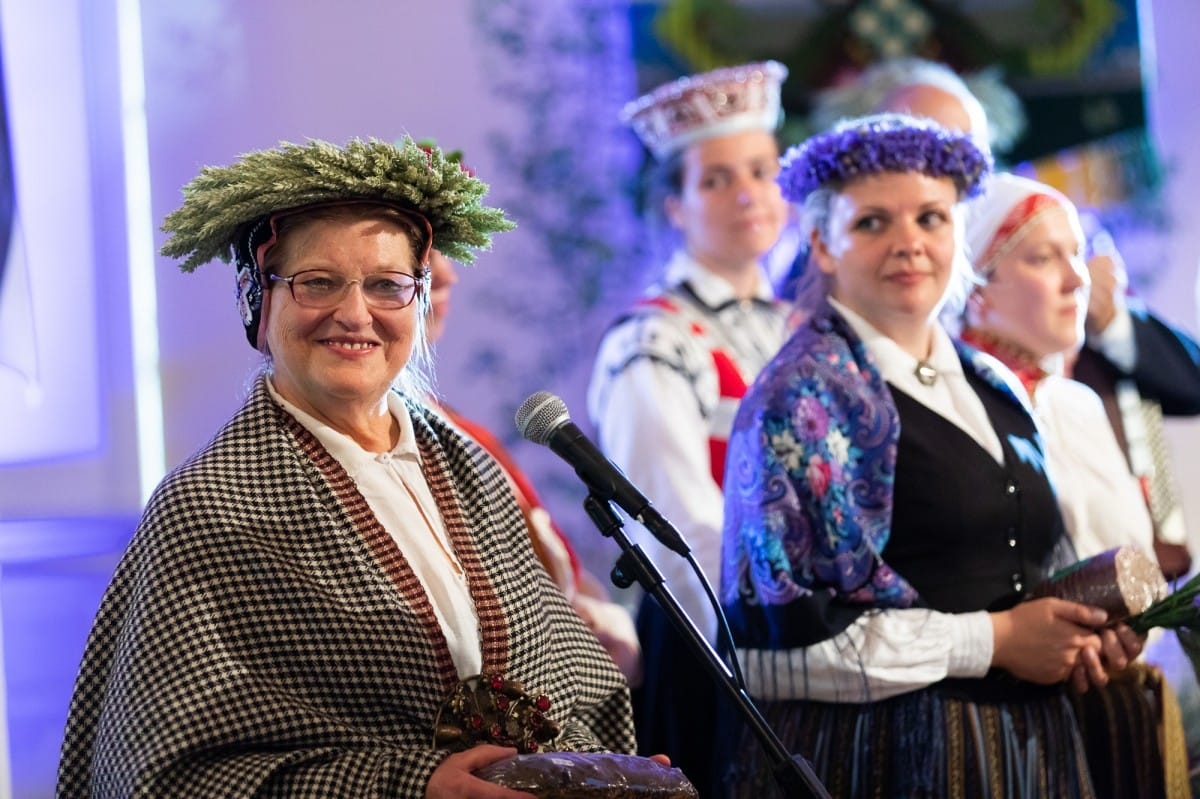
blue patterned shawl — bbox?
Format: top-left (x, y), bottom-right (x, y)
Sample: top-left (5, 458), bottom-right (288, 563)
top-left (721, 300), bottom-right (1029, 614)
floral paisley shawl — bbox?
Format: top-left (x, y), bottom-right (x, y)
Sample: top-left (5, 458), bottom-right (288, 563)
top-left (721, 300), bottom-right (1032, 625)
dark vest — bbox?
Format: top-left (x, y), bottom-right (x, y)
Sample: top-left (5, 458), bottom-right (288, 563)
top-left (884, 369), bottom-right (1065, 615)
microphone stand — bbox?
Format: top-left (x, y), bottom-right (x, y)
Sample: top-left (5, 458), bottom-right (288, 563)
top-left (582, 494), bottom-right (830, 798)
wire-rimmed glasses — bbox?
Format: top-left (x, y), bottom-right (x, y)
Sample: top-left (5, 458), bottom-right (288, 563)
top-left (268, 269), bottom-right (426, 310)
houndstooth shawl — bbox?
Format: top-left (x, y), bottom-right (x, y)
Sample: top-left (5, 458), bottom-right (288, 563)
top-left (57, 377), bottom-right (634, 798)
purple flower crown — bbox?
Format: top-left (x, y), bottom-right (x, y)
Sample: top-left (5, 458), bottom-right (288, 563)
top-left (778, 113), bottom-right (992, 203)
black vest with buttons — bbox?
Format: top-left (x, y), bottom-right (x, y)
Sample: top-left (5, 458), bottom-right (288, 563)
top-left (883, 369), bottom-right (1065, 616)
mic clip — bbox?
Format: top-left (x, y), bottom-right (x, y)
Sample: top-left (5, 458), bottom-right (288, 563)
top-left (583, 494), bottom-right (638, 589)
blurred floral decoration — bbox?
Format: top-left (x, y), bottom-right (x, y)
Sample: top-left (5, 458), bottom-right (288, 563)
top-left (630, 0), bottom-right (1170, 289)
top-left (471, 0), bottom-right (647, 392)
top-left (468, 1), bottom-right (651, 562)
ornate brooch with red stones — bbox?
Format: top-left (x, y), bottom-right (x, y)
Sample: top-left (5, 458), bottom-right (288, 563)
top-left (433, 674), bottom-right (561, 753)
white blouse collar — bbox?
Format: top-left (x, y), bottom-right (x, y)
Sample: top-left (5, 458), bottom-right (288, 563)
top-left (265, 379), bottom-right (420, 472)
top-left (828, 298), bottom-right (962, 390)
top-left (662, 250), bottom-right (776, 306)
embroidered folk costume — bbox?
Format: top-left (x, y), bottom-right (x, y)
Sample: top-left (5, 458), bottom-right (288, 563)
top-left (962, 172), bottom-right (1187, 799)
top-left (588, 61), bottom-right (790, 796)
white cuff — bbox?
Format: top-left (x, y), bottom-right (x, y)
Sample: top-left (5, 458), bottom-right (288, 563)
top-left (947, 610), bottom-right (993, 677)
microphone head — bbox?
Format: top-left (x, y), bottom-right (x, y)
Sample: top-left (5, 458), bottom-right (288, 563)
top-left (515, 391), bottom-right (570, 445)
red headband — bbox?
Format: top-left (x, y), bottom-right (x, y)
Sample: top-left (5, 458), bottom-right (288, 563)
top-left (974, 192), bottom-right (1063, 277)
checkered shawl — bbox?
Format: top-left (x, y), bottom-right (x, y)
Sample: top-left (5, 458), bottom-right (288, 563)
top-left (57, 377), bottom-right (634, 798)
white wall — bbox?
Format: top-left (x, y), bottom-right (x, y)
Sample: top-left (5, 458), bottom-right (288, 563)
top-left (0, 0), bottom-right (133, 516)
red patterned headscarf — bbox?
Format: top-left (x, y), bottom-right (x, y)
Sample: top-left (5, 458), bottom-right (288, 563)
top-left (963, 171), bottom-right (1077, 278)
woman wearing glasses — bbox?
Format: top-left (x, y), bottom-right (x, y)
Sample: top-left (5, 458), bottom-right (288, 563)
top-left (56, 139), bottom-right (639, 798)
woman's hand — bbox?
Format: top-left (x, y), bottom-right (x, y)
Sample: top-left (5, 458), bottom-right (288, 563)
top-left (990, 598), bottom-right (1106, 684)
top-left (1068, 621), bottom-right (1146, 693)
top-left (425, 745), bottom-right (537, 799)
top-left (1094, 622), bottom-right (1143, 670)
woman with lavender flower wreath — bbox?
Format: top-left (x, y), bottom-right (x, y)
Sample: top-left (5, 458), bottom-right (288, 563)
top-left (719, 115), bottom-right (1131, 798)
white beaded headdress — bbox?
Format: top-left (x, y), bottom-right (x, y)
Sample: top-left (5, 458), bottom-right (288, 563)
top-left (621, 60), bottom-right (788, 159)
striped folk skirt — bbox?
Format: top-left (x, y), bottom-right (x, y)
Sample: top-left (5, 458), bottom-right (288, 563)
top-left (1070, 663), bottom-right (1189, 799)
top-left (721, 687), bottom-right (1097, 799)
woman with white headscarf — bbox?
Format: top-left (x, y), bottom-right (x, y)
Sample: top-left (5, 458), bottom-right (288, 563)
top-left (960, 171), bottom-right (1188, 799)
top-left (960, 172), bottom-right (1155, 561)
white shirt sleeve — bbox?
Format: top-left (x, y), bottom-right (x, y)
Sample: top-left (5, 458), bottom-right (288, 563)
top-left (1034, 376), bottom-right (1155, 559)
top-left (737, 608), bottom-right (994, 703)
top-left (588, 319), bottom-right (726, 642)
top-left (1089, 305), bottom-right (1137, 373)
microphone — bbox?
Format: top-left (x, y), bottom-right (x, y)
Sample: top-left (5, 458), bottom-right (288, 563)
top-left (515, 391), bottom-right (690, 556)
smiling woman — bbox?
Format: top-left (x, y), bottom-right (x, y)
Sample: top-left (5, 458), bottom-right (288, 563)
top-left (54, 138), bottom-right (650, 799)
top-left (260, 205), bottom-right (432, 451)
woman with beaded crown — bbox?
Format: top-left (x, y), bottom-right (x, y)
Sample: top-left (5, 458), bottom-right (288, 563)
top-left (719, 115), bottom-right (1133, 798)
top-left (586, 61), bottom-right (791, 796)
top-left (55, 138), bottom-right (645, 798)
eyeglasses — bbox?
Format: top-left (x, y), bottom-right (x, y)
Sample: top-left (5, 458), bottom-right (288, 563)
top-left (268, 269), bottom-right (426, 310)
